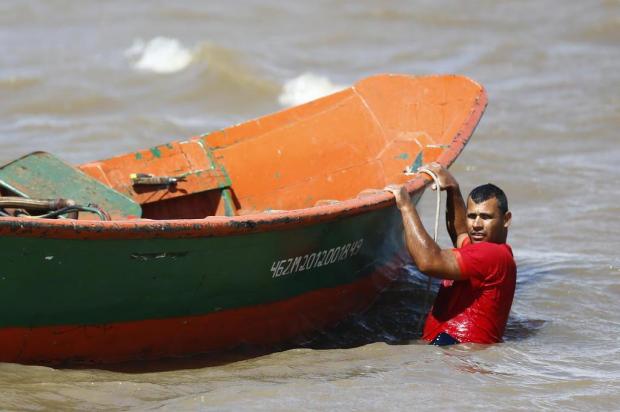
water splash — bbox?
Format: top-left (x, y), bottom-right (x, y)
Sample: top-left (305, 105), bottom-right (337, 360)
top-left (125, 37), bottom-right (194, 74)
top-left (278, 73), bottom-right (346, 107)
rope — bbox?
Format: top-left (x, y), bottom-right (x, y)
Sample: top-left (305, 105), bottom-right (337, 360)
top-left (23, 205), bottom-right (110, 221)
top-left (415, 167), bottom-right (443, 332)
top-left (1, 203), bottom-right (111, 221)
top-left (417, 168), bottom-right (441, 244)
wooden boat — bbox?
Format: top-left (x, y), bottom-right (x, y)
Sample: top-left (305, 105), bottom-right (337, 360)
top-left (0, 74), bottom-right (486, 364)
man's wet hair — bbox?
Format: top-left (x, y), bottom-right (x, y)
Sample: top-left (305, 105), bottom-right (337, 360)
top-left (469, 183), bottom-right (508, 214)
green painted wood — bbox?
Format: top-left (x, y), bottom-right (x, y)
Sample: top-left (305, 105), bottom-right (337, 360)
top-left (0, 203), bottom-right (412, 328)
top-left (0, 152), bottom-right (141, 219)
top-left (199, 141), bottom-right (236, 216)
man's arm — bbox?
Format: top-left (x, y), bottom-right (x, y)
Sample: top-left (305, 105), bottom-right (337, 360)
top-left (422, 163), bottom-right (468, 248)
top-left (445, 184), bottom-right (468, 248)
top-left (385, 184), bottom-right (463, 280)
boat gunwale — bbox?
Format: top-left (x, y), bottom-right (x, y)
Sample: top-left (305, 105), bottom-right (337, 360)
top-left (0, 76), bottom-right (487, 241)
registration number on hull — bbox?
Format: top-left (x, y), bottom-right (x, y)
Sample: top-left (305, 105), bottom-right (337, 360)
top-left (270, 239), bottom-right (364, 278)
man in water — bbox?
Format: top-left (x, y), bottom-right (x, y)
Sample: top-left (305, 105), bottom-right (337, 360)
top-left (386, 163), bottom-right (516, 345)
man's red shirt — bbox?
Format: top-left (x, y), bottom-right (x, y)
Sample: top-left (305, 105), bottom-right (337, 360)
top-left (422, 237), bottom-right (517, 344)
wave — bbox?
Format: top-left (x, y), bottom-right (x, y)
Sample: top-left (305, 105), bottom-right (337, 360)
top-left (0, 74), bottom-right (40, 91)
top-left (125, 37), bottom-right (194, 74)
top-left (278, 73), bottom-right (347, 107)
top-left (123, 40), bottom-right (346, 108)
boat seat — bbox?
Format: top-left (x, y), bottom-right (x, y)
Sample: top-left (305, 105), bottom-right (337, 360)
top-left (0, 152), bottom-right (141, 220)
top-left (79, 139), bottom-right (236, 217)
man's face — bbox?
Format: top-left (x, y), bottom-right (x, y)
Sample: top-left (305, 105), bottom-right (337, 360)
top-left (466, 196), bottom-right (511, 244)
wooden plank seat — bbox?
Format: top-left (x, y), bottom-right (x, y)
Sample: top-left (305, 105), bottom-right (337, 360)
top-left (79, 139), bottom-right (236, 218)
top-left (0, 152), bottom-right (141, 220)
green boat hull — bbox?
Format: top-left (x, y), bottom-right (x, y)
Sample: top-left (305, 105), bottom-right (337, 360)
top-left (0, 198), bottom-right (417, 364)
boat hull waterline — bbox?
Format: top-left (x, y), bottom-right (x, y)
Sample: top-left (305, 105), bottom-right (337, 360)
top-left (0, 74), bottom-right (487, 364)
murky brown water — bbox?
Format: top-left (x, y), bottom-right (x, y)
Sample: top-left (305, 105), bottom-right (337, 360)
top-left (1, 0), bottom-right (619, 410)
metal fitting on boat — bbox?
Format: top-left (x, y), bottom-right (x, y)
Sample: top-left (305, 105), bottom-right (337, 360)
top-left (130, 173), bottom-right (187, 186)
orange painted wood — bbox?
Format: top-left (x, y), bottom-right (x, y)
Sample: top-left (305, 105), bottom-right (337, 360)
top-left (0, 266), bottom-right (394, 364)
top-left (79, 140), bottom-right (230, 205)
top-left (0, 74), bottom-right (486, 238)
top-left (75, 74), bottom-right (484, 220)
top-left (205, 74), bottom-right (484, 214)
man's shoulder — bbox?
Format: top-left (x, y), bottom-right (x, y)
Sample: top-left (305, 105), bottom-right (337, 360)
top-left (458, 241), bottom-right (515, 269)
top-left (462, 240), bottom-right (512, 253)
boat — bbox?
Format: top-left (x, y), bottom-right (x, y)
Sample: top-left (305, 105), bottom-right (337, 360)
top-left (0, 74), bottom-right (487, 364)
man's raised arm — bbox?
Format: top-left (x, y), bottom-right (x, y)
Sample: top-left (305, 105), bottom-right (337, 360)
top-left (385, 183), bottom-right (462, 280)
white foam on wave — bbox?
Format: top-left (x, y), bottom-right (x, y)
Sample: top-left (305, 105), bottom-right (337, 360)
top-left (125, 37), bottom-right (194, 74)
top-left (278, 73), bottom-right (346, 107)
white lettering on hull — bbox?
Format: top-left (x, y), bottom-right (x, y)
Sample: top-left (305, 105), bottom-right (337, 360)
top-left (270, 239), bottom-right (364, 278)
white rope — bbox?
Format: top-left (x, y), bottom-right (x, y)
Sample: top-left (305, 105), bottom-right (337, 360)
top-left (414, 167), bottom-right (443, 332)
top-left (417, 168), bottom-right (441, 244)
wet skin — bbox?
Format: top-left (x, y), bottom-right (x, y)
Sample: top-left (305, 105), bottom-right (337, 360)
top-left (386, 163), bottom-right (512, 280)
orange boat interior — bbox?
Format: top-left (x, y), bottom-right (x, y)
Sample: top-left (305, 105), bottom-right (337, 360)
top-left (75, 75), bottom-right (482, 220)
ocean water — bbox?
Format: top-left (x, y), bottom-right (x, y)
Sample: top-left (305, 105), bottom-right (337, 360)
top-left (1, 0), bottom-right (619, 410)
